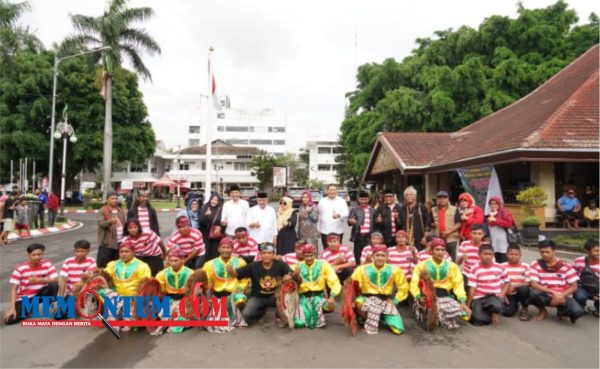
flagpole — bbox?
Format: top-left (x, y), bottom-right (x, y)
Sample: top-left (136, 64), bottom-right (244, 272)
top-left (205, 46), bottom-right (214, 203)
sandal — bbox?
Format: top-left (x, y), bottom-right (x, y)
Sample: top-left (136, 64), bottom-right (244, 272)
top-left (519, 311), bottom-right (531, 321)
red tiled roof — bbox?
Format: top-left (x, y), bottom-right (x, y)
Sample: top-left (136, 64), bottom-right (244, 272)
top-left (366, 44), bottom-right (599, 178)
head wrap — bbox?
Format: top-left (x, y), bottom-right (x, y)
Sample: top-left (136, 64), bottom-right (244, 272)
top-left (176, 215), bottom-right (190, 227)
top-left (395, 230), bottom-right (407, 237)
top-left (458, 192), bottom-right (475, 207)
top-left (168, 248), bottom-right (186, 258)
top-left (119, 240), bottom-right (135, 251)
top-left (302, 244), bottom-right (317, 254)
top-left (301, 191), bottom-right (314, 207)
top-left (430, 237), bottom-right (446, 248)
top-left (219, 238), bottom-right (234, 248)
top-left (259, 242), bottom-right (275, 252)
top-left (326, 233), bottom-right (341, 242)
top-left (372, 245), bottom-right (388, 255)
top-left (277, 197), bottom-right (294, 231)
top-left (370, 232), bottom-right (384, 241)
top-left (488, 195), bottom-right (503, 207)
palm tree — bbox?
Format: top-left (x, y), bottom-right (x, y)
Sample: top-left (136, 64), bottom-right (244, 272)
top-left (0, 0), bottom-right (43, 59)
top-left (63, 0), bottom-right (160, 198)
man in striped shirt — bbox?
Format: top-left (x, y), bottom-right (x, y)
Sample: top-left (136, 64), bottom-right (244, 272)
top-left (348, 191), bottom-right (375, 264)
top-left (467, 244), bottom-right (510, 326)
top-left (279, 240), bottom-right (305, 266)
top-left (233, 227), bottom-right (259, 263)
top-left (501, 244), bottom-right (531, 320)
top-left (387, 230), bottom-right (417, 281)
top-left (126, 191), bottom-right (161, 236)
top-left (360, 232), bottom-right (385, 265)
top-left (573, 239), bottom-right (599, 316)
top-left (58, 240), bottom-right (97, 296)
top-left (320, 233), bottom-right (355, 281)
top-left (4, 243), bottom-right (58, 325)
top-left (167, 216), bottom-right (206, 269)
top-left (529, 240), bottom-right (585, 323)
top-left (457, 224), bottom-right (485, 292)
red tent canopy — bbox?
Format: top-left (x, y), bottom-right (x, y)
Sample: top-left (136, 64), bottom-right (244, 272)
top-left (151, 176), bottom-right (177, 191)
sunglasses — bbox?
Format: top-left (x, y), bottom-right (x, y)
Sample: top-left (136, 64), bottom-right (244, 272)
top-left (279, 201), bottom-right (286, 204)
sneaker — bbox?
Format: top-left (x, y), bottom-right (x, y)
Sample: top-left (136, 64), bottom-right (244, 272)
top-left (585, 306), bottom-right (599, 317)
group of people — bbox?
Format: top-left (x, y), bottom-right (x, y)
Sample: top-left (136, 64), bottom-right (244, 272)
top-left (557, 188), bottom-right (600, 229)
top-left (2, 185), bottom-right (598, 337)
top-left (0, 186), bottom-right (61, 245)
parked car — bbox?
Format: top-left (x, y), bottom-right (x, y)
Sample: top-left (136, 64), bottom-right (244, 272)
top-left (286, 186), bottom-right (307, 208)
top-left (239, 187), bottom-right (258, 206)
top-left (310, 190), bottom-right (322, 204)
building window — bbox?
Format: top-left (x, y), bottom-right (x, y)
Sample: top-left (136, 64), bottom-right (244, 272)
top-left (188, 139), bottom-right (200, 146)
top-left (234, 162), bottom-right (251, 171)
top-left (130, 162), bottom-right (148, 173)
top-left (249, 139), bottom-right (273, 145)
top-left (225, 139), bottom-right (249, 145)
top-left (217, 113), bottom-right (225, 119)
top-left (114, 164), bottom-right (127, 173)
top-left (332, 146), bottom-right (343, 154)
top-left (248, 126), bottom-right (254, 132)
top-left (273, 140), bottom-right (285, 145)
top-left (225, 126), bottom-right (249, 132)
top-left (179, 163), bottom-right (189, 171)
top-left (318, 147), bottom-right (332, 154)
top-left (318, 164), bottom-right (332, 171)
top-left (189, 126), bottom-right (200, 134)
top-left (217, 126), bottom-right (225, 132)
top-left (201, 162), bottom-right (206, 170)
top-left (269, 127), bottom-right (286, 133)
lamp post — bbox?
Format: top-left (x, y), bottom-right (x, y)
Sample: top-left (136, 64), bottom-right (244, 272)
top-left (176, 145), bottom-right (181, 209)
top-left (54, 117), bottom-right (77, 216)
top-left (48, 46), bottom-right (111, 193)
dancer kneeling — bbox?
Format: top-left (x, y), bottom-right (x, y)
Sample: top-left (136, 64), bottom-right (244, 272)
top-left (410, 238), bottom-right (470, 330)
top-left (351, 245), bottom-right (408, 335)
top-left (291, 244), bottom-right (341, 329)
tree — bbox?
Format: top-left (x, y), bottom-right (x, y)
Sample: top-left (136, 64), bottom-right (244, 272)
top-left (250, 152), bottom-right (278, 189)
top-left (340, 1), bottom-right (599, 180)
top-left (63, 0), bottom-right (161, 198)
top-left (0, 0), bottom-right (42, 61)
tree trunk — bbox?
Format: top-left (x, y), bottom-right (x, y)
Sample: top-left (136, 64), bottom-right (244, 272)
top-left (102, 73), bottom-right (113, 201)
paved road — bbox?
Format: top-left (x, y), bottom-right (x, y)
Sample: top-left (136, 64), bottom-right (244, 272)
top-left (0, 212), bottom-right (598, 368)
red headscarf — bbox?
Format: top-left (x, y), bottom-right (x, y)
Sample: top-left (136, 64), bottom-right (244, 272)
top-left (301, 191), bottom-right (314, 207)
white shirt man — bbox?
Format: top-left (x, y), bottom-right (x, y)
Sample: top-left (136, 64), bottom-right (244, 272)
top-left (221, 186), bottom-right (250, 237)
top-left (318, 185), bottom-right (349, 236)
top-left (247, 193), bottom-right (277, 243)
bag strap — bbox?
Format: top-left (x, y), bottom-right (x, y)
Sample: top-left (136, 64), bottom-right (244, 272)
top-left (211, 207), bottom-right (221, 228)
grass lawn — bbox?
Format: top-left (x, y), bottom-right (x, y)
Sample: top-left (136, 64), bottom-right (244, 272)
top-left (549, 231), bottom-right (598, 250)
top-left (151, 200), bottom-right (181, 209)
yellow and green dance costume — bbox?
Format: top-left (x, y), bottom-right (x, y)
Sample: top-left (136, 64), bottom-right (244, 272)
top-left (202, 256), bottom-right (249, 332)
top-left (351, 263), bottom-right (408, 334)
top-left (155, 265), bottom-right (194, 333)
top-left (292, 260), bottom-right (341, 328)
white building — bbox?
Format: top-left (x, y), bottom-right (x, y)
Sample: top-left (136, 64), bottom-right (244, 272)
top-left (188, 95), bottom-right (287, 156)
top-left (306, 140), bottom-right (341, 185)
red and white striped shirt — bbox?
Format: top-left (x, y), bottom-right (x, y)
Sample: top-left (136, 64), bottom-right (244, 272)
top-left (387, 246), bottom-right (417, 280)
top-left (530, 259), bottom-right (579, 293)
top-left (137, 207), bottom-right (151, 232)
top-left (282, 253), bottom-right (300, 266)
top-left (417, 249), bottom-right (452, 263)
top-left (10, 260), bottom-right (58, 301)
top-left (121, 230), bottom-right (162, 257)
top-left (468, 262), bottom-right (509, 299)
top-left (233, 237), bottom-right (259, 258)
top-left (360, 245), bottom-right (373, 265)
top-left (573, 256), bottom-right (600, 278)
top-left (60, 257), bottom-right (97, 294)
top-left (501, 262), bottom-right (530, 285)
top-left (360, 206), bottom-right (371, 235)
top-left (457, 240), bottom-right (482, 276)
top-left (321, 245), bottom-right (354, 266)
top-left (167, 228), bottom-right (205, 257)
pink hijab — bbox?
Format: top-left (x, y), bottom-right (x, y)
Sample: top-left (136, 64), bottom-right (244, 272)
top-left (301, 191), bottom-right (314, 207)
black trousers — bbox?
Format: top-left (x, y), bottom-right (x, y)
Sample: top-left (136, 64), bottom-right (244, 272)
top-left (96, 246), bottom-right (120, 268)
top-left (470, 295), bottom-right (504, 326)
top-left (494, 252), bottom-right (507, 264)
top-left (446, 241), bottom-right (457, 262)
top-left (503, 286), bottom-right (529, 317)
top-left (527, 288), bottom-right (585, 322)
top-left (205, 238), bottom-right (221, 261)
top-left (34, 207), bottom-right (45, 228)
top-left (137, 255), bottom-right (164, 276)
top-left (321, 233), bottom-right (343, 251)
top-left (336, 267), bottom-right (354, 283)
top-left (5, 283), bottom-right (59, 325)
top-left (353, 233), bottom-right (370, 264)
top-left (242, 295), bottom-right (276, 324)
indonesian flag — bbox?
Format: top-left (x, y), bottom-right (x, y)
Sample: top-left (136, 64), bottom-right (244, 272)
top-left (208, 58), bottom-right (222, 111)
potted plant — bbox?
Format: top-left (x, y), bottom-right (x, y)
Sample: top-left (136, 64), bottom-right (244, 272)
top-left (516, 186), bottom-right (548, 237)
top-left (521, 216), bottom-right (541, 240)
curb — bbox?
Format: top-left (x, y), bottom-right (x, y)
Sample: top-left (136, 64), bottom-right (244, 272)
top-left (62, 208), bottom-right (182, 214)
top-left (7, 221), bottom-right (83, 241)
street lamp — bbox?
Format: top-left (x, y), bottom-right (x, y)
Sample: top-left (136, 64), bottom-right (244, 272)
top-left (54, 117), bottom-right (77, 216)
top-left (176, 146), bottom-right (181, 209)
top-left (48, 46), bottom-right (111, 193)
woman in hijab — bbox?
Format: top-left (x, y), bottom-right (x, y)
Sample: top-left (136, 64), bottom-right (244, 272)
top-left (276, 196), bottom-right (297, 255)
top-left (176, 199), bottom-right (201, 230)
top-left (485, 196), bottom-right (514, 263)
top-left (199, 194), bottom-right (223, 261)
top-left (297, 191), bottom-right (319, 249)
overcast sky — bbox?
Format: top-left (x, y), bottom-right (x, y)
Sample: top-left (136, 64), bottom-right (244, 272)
top-left (21, 0), bottom-right (597, 153)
